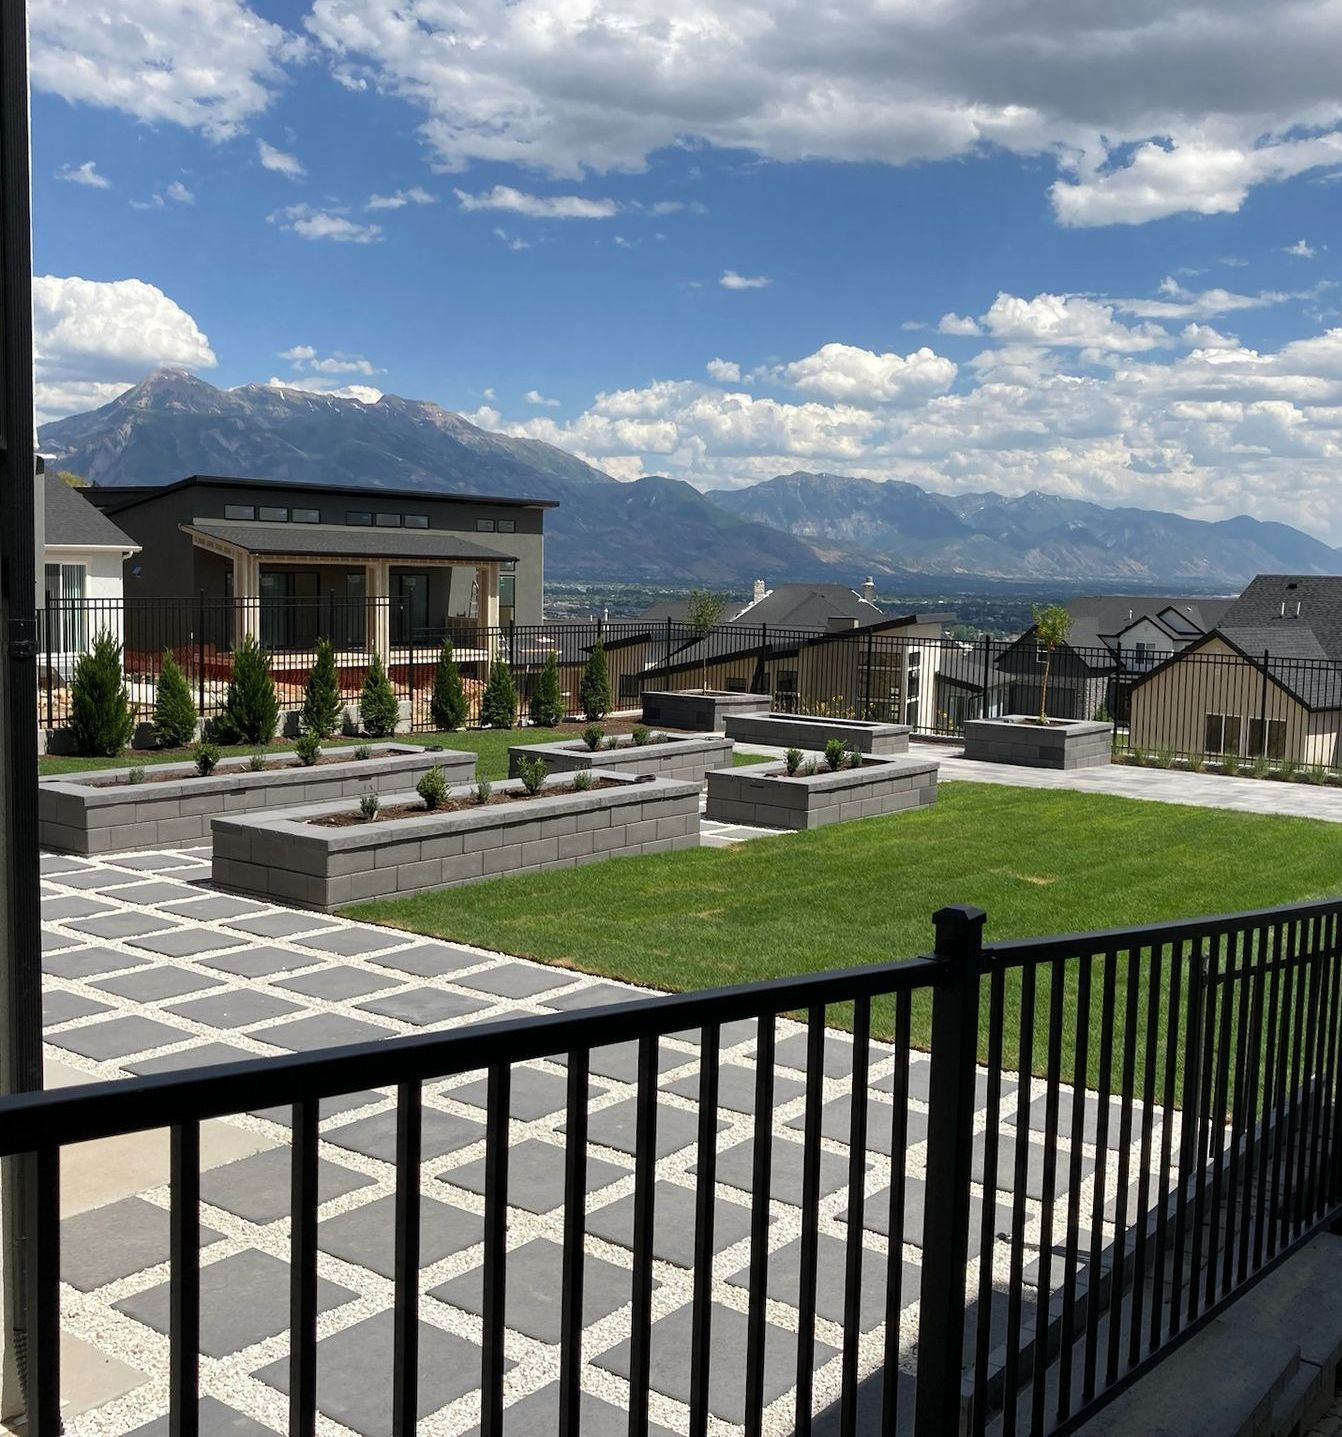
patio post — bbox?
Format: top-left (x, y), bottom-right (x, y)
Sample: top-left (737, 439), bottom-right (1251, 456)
top-left (366, 559), bottom-right (390, 666)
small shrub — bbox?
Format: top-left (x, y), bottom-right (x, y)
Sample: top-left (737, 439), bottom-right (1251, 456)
top-left (152, 650), bottom-right (197, 748)
top-left (1092, 704), bottom-right (1110, 724)
top-left (474, 777), bottom-right (493, 805)
top-left (1128, 749), bottom-right (1146, 768)
top-left (248, 752), bottom-right (266, 771)
top-left (127, 765), bottom-right (146, 784)
top-left (1153, 748), bottom-right (1174, 769)
top-left (1279, 759), bottom-right (1299, 783)
top-left (582, 724), bottom-right (604, 751)
top-left (631, 724), bottom-right (651, 746)
top-left (801, 757), bottom-right (819, 776)
top-left (528, 648), bottom-right (565, 728)
top-left (193, 740), bottom-right (221, 776)
top-left (416, 764), bottom-right (449, 810)
top-left (824, 738), bottom-right (847, 772)
top-left (69, 630), bottom-right (137, 757)
top-left (354, 744), bottom-right (372, 760)
top-left (516, 755), bottom-right (548, 795)
top-left (579, 641), bottom-right (612, 722)
top-left (1251, 755), bottom-right (1271, 780)
top-left (1223, 751), bottom-right (1241, 776)
top-left (359, 791), bottom-right (381, 821)
top-left (846, 747), bottom-right (865, 769)
top-left (572, 770), bottom-right (594, 792)
top-left (604, 735), bottom-right (619, 750)
top-left (294, 730), bottom-right (322, 766)
top-left (1305, 762), bottom-right (1327, 785)
top-left (784, 746), bottom-right (803, 776)
top-left (430, 639), bottom-right (469, 732)
top-left (1186, 751), bottom-right (1204, 773)
top-left (301, 637), bottom-right (344, 739)
top-left (216, 634), bottom-right (280, 745)
top-left (480, 660), bottom-right (518, 729)
top-left (360, 651), bottom-right (401, 738)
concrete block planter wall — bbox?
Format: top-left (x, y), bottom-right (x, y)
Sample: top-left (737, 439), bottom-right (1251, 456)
top-left (640, 689), bottom-right (771, 732)
top-left (723, 712), bottom-right (911, 755)
top-left (961, 716), bottom-right (1112, 770)
top-left (705, 755), bottom-right (938, 831)
top-left (211, 770), bottom-right (702, 910)
top-left (38, 744), bottom-right (475, 855)
top-left (507, 733), bottom-right (732, 787)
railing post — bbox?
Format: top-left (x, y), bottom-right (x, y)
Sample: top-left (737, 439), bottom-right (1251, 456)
top-left (196, 590), bottom-right (205, 718)
top-left (43, 602), bottom-right (52, 731)
top-left (915, 904), bottom-right (986, 1436)
top-left (1259, 649), bottom-right (1270, 758)
top-left (980, 632), bottom-right (992, 721)
top-left (1113, 639), bottom-right (1122, 743)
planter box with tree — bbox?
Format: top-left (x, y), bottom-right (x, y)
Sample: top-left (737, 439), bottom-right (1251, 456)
top-left (723, 712), bottom-right (910, 755)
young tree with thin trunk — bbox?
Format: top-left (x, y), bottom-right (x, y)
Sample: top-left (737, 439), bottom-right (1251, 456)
top-left (685, 589), bottom-right (728, 691)
top-left (1031, 602), bottom-right (1072, 724)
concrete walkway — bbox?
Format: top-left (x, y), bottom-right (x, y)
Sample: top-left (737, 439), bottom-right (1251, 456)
top-left (36, 838), bottom-right (1153, 1437)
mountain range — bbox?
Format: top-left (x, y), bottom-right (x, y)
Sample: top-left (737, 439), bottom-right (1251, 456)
top-left (37, 371), bottom-right (1342, 588)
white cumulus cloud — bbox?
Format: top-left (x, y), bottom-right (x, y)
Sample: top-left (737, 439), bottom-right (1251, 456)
top-left (366, 187), bottom-right (435, 210)
top-left (706, 358), bottom-right (741, 382)
top-left (937, 313), bottom-right (981, 336)
top-left (454, 186), bottom-right (618, 219)
top-left (524, 389), bottom-right (561, 406)
top-left (777, 342), bottom-right (956, 406)
top-left (1284, 239), bottom-right (1318, 258)
top-left (269, 204), bottom-right (382, 244)
top-left (56, 161), bottom-right (110, 189)
top-left (258, 140), bottom-right (306, 180)
top-left (720, 271), bottom-right (771, 290)
top-left (981, 293), bottom-right (1170, 353)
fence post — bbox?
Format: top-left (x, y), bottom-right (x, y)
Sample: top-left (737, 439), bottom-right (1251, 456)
top-left (979, 633), bottom-right (992, 721)
top-left (1258, 649), bottom-right (1270, 758)
top-left (915, 903), bottom-right (986, 1435)
top-left (664, 615), bottom-right (672, 680)
top-left (1113, 640), bottom-right (1122, 744)
top-left (196, 590), bottom-right (205, 717)
top-left (864, 629), bottom-right (875, 720)
top-left (43, 603), bottom-right (52, 730)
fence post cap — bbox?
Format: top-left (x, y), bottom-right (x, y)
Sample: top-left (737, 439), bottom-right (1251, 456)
top-left (932, 905), bottom-right (986, 958)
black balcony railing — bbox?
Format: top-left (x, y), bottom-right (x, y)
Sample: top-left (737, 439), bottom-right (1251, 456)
top-left (3, 897), bottom-right (1341, 1435)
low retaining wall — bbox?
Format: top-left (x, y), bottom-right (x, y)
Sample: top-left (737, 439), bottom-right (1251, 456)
top-left (212, 771), bottom-right (702, 910)
top-left (705, 755), bottom-right (938, 831)
top-left (39, 744), bottom-right (475, 856)
top-left (723, 712), bottom-right (910, 755)
top-left (640, 689), bottom-right (771, 732)
top-left (507, 733), bottom-right (732, 787)
top-left (962, 716), bottom-right (1112, 770)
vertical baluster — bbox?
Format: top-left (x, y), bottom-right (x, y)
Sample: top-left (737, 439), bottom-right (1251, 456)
top-left (1056, 954), bottom-right (1092, 1425)
top-left (1257, 921), bottom-right (1286, 1270)
top-left (689, 1024), bottom-right (721, 1437)
top-left (1272, 919), bottom-right (1302, 1254)
top-left (839, 998), bottom-right (871, 1437)
top-left (1314, 914), bottom-right (1342, 1215)
top-left (1106, 947), bottom-right (1140, 1386)
top-left (1169, 939), bottom-right (1205, 1336)
top-left (481, 1064), bottom-right (511, 1437)
top-left (170, 1122), bottom-right (201, 1437)
top-left (1127, 942), bottom-right (1162, 1369)
top-left (1151, 941), bottom-right (1183, 1351)
top-left (25, 1145), bottom-right (61, 1437)
top-left (1296, 917), bottom-right (1326, 1226)
top-left (1031, 960), bottom-right (1066, 1429)
top-left (1186, 934), bottom-right (1219, 1325)
top-left (1082, 950), bottom-right (1116, 1398)
top-left (884, 990), bottom-right (912, 1437)
top-left (560, 1051), bottom-right (589, 1437)
top-left (1221, 932), bottom-right (1253, 1298)
top-left (290, 1099), bottom-right (320, 1437)
top-left (627, 1036), bottom-right (659, 1437)
top-left (1237, 924), bottom-right (1268, 1284)
top-left (795, 1005), bottom-right (826, 1436)
top-left (1001, 962), bottom-right (1036, 1435)
top-left (1202, 933), bottom-right (1235, 1313)
top-left (1286, 917), bottom-right (1313, 1243)
top-left (393, 1082), bottom-right (421, 1437)
top-left (744, 1016), bottom-right (775, 1437)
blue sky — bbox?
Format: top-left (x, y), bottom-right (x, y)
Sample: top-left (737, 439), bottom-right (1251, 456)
top-left (25, 1), bottom-right (1342, 539)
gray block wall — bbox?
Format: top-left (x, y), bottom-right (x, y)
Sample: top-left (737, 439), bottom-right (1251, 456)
top-left (507, 734), bottom-right (732, 787)
top-left (962, 717), bottom-right (1112, 770)
top-left (705, 757), bottom-right (938, 831)
top-left (212, 771), bottom-right (702, 911)
top-left (38, 745), bottom-right (475, 855)
top-left (723, 713), bottom-right (911, 754)
top-left (640, 690), bottom-right (771, 732)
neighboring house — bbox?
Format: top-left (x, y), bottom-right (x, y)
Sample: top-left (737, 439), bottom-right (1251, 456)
top-left (83, 475), bottom-right (556, 651)
top-left (40, 473), bottom-right (140, 667)
top-left (1131, 575), bottom-right (1342, 765)
top-left (994, 593), bottom-right (1233, 720)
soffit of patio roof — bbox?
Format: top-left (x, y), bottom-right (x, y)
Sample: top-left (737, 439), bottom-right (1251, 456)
top-left (181, 519), bottom-right (517, 565)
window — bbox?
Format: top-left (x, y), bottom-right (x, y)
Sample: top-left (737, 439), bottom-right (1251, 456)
top-left (1204, 713), bottom-right (1242, 755)
top-left (224, 503), bottom-right (255, 520)
top-left (258, 505), bottom-right (288, 522)
top-left (498, 572), bottom-right (516, 627)
top-left (476, 518), bottom-right (496, 532)
top-left (43, 562), bottom-right (87, 654)
top-left (292, 508), bottom-right (320, 523)
top-left (403, 513), bottom-right (428, 529)
top-left (346, 511), bottom-right (372, 526)
top-left (1248, 717), bottom-right (1288, 759)
top-left (375, 512), bottom-right (401, 528)
top-left (497, 518), bottom-right (516, 533)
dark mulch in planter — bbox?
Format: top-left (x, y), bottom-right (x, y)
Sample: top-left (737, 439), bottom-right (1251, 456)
top-left (83, 749), bottom-right (410, 786)
top-left (311, 778), bottom-right (624, 827)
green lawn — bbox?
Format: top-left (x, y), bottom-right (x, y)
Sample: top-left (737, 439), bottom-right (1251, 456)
top-left (38, 728), bottom-right (771, 782)
top-left (344, 783), bottom-right (1342, 1085)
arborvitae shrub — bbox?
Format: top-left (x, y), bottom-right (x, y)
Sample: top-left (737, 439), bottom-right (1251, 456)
top-left (480, 660), bottom-right (518, 729)
top-left (429, 639), bottom-right (469, 732)
top-left (216, 634), bottom-right (280, 745)
top-left (69, 630), bottom-right (136, 757)
top-left (528, 649), bottom-right (565, 727)
top-left (152, 650), bottom-right (197, 748)
top-left (579, 641), bottom-right (611, 722)
top-left (359, 651), bottom-right (401, 737)
top-left (301, 637), bottom-right (344, 739)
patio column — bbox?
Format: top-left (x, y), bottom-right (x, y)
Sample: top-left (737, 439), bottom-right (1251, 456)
top-left (234, 552), bottom-right (260, 645)
top-left (366, 559), bottom-right (390, 664)
top-left (478, 563), bottom-right (500, 631)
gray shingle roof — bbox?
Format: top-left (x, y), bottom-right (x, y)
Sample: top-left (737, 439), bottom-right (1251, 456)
top-left (44, 475), bottom-right (139, 550)
top-left (1063, 594), bottom-right (1233, 649)
top-left (1217, 575), bottom-right (1342, 661)
top-left (184, 520), bottom-right (516, 563)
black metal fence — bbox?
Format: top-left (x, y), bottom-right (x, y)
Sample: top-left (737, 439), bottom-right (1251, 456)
top-left (5, 897), bottom-right (1341, 1435)
top-left (35, 599), bottom-right (1342, 771)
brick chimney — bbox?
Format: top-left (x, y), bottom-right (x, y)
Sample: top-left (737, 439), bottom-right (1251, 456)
top-left (752, 578), bottom-right (766, 603)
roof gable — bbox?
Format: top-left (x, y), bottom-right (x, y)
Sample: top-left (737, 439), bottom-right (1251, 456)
top-left (44, 475), bottom-right (139, 551)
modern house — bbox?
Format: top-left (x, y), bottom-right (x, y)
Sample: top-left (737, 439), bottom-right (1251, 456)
top-left (83, 476), bottom-right (555, 651)
top-left (1130, 574), bottom-right (1342, 764)
top-left (39, 473), bottom-right (140, 668)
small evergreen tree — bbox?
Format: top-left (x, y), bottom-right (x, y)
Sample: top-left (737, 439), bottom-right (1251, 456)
top-left (579, 640), bottom-right (612, 722)
top-left (360, 651), bottom-right (401, 737)
top-left (429, 639), bottom-right (469, 732)
top-left (152, 649), bottom-right (197, 748)
top-left (216, 633), bottom-right (280, 745)
top-left (528, 648), bottom-right (564, 727)
top-left (301, 637), bottom-right (344, 739)
top-left (480, 659), bottom-right (518, 728)
top-left (69, 630), bottom-right (136, 757)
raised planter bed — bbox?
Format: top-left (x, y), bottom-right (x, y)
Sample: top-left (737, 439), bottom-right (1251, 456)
top-left (507, 732), bottom-right (732, 787)
top-left (961, 716), bottom-right (1112, 770)
top-left (38, 745), bottom-right (475, 856)
top-left (723, 712), bottom-right (911, 755)
top-left (211, 770), bottom-right (702, 910)
top-left (640, 689), bottom-right (771, 732)
top-left (705, 754), bottom-right (938, 831)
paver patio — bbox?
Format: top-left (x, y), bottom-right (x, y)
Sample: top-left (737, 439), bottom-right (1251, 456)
top-left (37, 799), bottom-right (1160, 1435)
